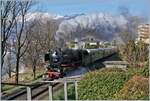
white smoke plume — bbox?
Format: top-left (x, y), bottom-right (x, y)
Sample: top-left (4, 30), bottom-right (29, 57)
top-left (55, 13), bottom-right (128, 42)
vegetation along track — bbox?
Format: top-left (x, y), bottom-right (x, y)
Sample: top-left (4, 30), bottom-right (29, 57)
top-left (2, 52), bottom-right (117, 100)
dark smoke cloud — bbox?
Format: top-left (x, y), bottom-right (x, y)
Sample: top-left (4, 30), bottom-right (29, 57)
top-left (55, 13), bottom-right (128, 42)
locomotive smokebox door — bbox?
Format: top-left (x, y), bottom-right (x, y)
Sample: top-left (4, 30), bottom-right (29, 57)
top-left (44, 53), bottom-right (50, 61)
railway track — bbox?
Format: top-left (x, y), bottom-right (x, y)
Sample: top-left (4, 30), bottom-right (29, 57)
top-left (1, 79), bottom-right (60, 100)
top-left (1, 53), bottom-right (117, 100)
top-left (14, 83), bottom-right (60, 100)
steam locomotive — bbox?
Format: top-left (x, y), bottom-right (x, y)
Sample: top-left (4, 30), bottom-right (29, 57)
top-left (44, 49), bottom-right (89, 79)
top-left (44, 48), bottom-right (116, 79)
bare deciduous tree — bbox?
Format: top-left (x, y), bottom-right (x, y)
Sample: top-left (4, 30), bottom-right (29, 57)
top-left (38, 19), bottom-right (58, 52)
top-left (12, 1), bottom-right (32, 83)
top-left (119, 40), bottom-right (148, 67)
top-left (24, 17), bottom-right (58, 79)
top-left (25, 21), bottom-right (41, 79)
top-left (1, 1), bottom-right (20, 68)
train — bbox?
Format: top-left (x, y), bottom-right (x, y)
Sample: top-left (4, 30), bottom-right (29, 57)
top-left (44, 48), bottom-right (116, 80)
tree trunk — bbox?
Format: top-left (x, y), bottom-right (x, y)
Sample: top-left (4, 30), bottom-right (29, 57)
top-left (1, 43), bottom-right (6, 71)
top-left (33, 65), bottom-right (36, 79)
top-left (8, 68), bottom-right (11, 78)
top-left (8, 50), bottom-right (12, 78)
top-left (15, 52), bottom-right (20, 84)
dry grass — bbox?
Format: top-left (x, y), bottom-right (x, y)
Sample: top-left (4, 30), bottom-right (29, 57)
top-left (114, 75), bottom-right (149, 100)
top-left (4, 66), bottom-right (46, 83)
top-left (2, 65), bottom-right (46, 93)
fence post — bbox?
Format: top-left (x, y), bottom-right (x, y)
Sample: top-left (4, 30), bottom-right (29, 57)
top-left (49, 84), bottom-right (53, 100)
top-left (75, 81), bottom-right (78, 100)
top-left (27, 86), bottom-right (32, 100)
top-left (0, 89), bottom-right (1, 100)
top-left (64, 81), bottom-right (67, 100)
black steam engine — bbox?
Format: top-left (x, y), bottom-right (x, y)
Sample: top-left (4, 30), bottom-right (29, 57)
top-left (44, 49), bottom-right (89, 79)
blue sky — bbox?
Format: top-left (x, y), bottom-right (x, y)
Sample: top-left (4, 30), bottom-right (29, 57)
top-left (32, 0), bottom-right (149, 18)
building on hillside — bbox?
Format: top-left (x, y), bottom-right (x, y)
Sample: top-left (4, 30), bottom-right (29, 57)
top-left (80, 36), bottom-right (100, 49)
top-left (136, 24), bottom-right (149, 44)
top-left (66, 36), bottom-right (110, 49)
top-left (66, 38), bottom-right (83, 49)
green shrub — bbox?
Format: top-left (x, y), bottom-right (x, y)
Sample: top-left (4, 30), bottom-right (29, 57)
top-left (138, 66), bottom-right (149, 77)
top-left (127, 66), bottom-right (149, 77)
top-left (114, 75), bottom-right (149, 100)
top-left (78, 68), bottom-right (128, 100)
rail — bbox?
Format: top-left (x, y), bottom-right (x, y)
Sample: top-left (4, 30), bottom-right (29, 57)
top-left (1, 83), bottom-right (33, 100)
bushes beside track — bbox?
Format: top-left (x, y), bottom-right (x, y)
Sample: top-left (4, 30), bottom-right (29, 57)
top-left (78, 68), bottom-right (129, 100)
top-left (78, 67), bottom-right (149, 100)
top-left (127, 66), bottom-right (149, 78)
